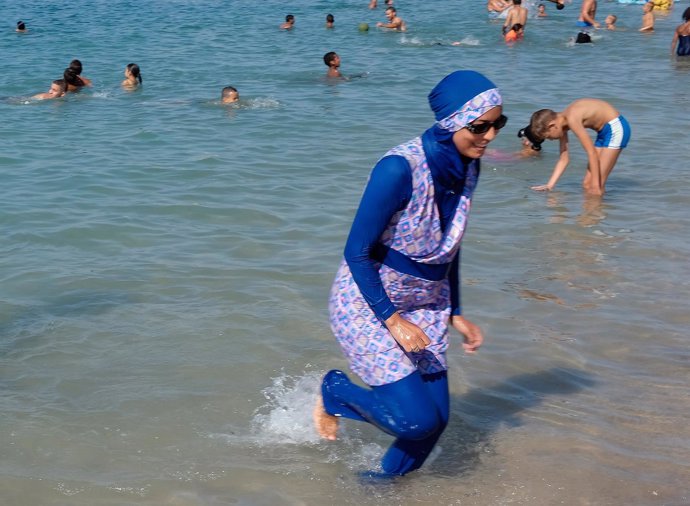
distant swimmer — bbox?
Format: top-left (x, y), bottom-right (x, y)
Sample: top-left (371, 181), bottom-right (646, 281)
top-left (122, 63), bottom-right (142, 88)
top-left (66, 59), bottom-right (92, 90)
top-left (323, 51), bottom-right (343, 78)
top-left (537, 4), bottom-right (547, 17)
top-left (326, 13), bottom-right (334, 29)
top-left (544, 0), bottom-right (565, 10)
top-left (577, 0), bottom-right (600, 28)
top-left (671, 7), bottom-right (690, 56)
top-left (16, 21), bottom-right (27, 32)
top-left (377, 6), bottom-right (406, 31)
top-left (280, 14), bottom-right (295, 30)
top-left (503, 0), bottom-right (528, 36)
top-left (605, 14), bottom-right (617, 31)
top-left (639, 4), bottom-right (654, 32)
top-left (527, 98), bottom-right (631, 195)
top-left (33, 79), bottom-right (67, 100)
top-left (369, 0), bottom-right (377, 9)
top-left (221, 86), bottom-right (239, 104)
top-left (487, 0), bottom-right (511, 15)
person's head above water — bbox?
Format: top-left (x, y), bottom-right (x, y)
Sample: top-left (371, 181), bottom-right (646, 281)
top-left (125, 63), bottom-right (142, 84)
top-left (427, 70), bottom-right (505, 159)
top-left (63, 67), bottom-right (84, 88)
top-left (518, 125), bottom-right (543, 151)
top-left (16, 21), bottom-right (26, 31)
top-left (323, 51), bottom-right (339, 67)
top-left (69, 59), bottom-right (83, 74)
top-left (221, 86), bottom-right (239, 104)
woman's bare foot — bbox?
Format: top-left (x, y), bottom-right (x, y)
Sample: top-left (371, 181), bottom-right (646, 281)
top-left (313, 393), bottom-right (338, 441)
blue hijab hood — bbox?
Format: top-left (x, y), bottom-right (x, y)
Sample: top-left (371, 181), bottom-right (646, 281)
top-left (421, 70), bottom-right (501, 188)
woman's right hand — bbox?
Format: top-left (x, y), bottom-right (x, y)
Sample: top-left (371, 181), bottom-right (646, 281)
top-left (384, 312), bottom-right (431, 353)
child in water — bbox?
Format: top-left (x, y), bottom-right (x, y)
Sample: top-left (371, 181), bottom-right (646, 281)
top-left (16, 21), bottom-right (27, 32)
top-left (121, 63), bottom-right (142, 88)
top-left (605, 15), bottom-right (617, 30)
top-left (504, 23), bottom-right (524, 42)
top-left (640, 3), bottom-right (654, 32)
top-left (537, 4), bottom-right (547, 17)
top-left (527, 98), bottom-right (631, 195)
top-left (323, 52), bottom-right (343, 78)
top-left (33, 79), bottom-right (67, 100)
top-left (326, 13), bottom-right (334, 28)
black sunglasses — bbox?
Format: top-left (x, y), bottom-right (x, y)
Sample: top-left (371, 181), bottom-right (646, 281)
top-left (465, 114), bottom-right (508, 135)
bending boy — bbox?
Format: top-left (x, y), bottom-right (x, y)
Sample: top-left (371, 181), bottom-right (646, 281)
top-left (528, 98), bottom-right (631, 195)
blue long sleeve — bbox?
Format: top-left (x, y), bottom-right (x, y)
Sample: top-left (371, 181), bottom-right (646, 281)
top-left (344, 154), bottom-right (466, 320)
top-left (344, 156), bottom-right (412, 321)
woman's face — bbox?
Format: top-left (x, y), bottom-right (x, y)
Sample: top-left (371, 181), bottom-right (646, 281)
top-left (452, 106), bottom-right (503, 159)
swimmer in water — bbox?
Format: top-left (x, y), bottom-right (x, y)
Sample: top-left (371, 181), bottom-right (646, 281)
top-left (527, 98), bottom-right (631, 195)
top-left (605, 14), bottom-right (617, 31)
top-left (538, 4), bottom-right (548, 17)
top-left (280, 14), bottom-right (295, 30)
top-left (377, 7), bottom-right (406, 31)
top-left (122, 63), bottom-right (142, 88)
top-left (64, 60), bottom-right (92, 92)
top-left (639, 4), bottom-right (654, 32)
top-left (33, 79), bottom-right (67, 100)
top-left (16, 21), bottom-right (27, 32)
top-left (326, 13), bottom-right (334, 29)
top-left (323, 51), bottom-right (343, 78)
top-left (221, 86), bottom-right (239, 104)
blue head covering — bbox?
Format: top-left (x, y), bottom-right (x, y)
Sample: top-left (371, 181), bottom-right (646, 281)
top-left (421, 70), bottom-right (502, 191)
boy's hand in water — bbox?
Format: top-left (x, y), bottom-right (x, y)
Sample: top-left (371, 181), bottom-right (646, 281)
top-left (385, 312), bottom-right (431, 353)
top-left (531, 184), bottom-right (553, 191)
top-left (451, 315), bottom-right (483, 354)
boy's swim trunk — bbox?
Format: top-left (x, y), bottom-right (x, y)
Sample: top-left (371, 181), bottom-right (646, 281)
top-left (595, 115), bottom-right (631, 149)
top-left (576, 20), bottom-right (593, 27)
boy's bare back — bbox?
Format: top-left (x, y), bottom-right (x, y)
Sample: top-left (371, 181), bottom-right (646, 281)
top-left (563, 98), bottom-right (620, 133)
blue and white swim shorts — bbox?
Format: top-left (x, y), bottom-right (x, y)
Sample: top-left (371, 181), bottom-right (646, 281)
top-left (595, 115), bottom-right (631, 150)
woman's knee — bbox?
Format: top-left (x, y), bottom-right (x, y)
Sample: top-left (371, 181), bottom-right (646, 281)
top-left (393, 409), bottom-right (446, 440)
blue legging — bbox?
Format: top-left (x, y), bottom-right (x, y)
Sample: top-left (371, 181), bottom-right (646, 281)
top-left (321, 369), bottom-right (449, 476)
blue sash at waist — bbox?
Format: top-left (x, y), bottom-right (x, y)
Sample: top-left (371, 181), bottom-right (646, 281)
top-left (371, 243), bottom-right (451, 281)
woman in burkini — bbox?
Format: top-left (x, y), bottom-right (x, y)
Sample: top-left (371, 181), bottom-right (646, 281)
top-left (122, 63), bottom-right (143, 88)
top-left (314, 70), bottom-right (505, 476)
top-left (671, 7), bottom-right (690, 57)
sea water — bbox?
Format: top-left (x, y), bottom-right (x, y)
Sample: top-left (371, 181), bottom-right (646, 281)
top-left (1, 0), bottom-right (689, 504)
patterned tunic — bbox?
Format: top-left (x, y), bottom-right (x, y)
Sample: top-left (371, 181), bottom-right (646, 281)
top-left (328, 136), bottom-right (478, 386)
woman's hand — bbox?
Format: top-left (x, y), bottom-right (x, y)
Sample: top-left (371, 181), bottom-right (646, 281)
top-left (451, 315), bottom-right (484, 354)
top-left (384, 312), bottom-right (431, 353)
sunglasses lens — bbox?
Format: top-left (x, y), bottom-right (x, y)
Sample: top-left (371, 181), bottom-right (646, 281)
top-left (495, 115), bottom-right (507, 130)
top-left (467, 115), bottom-right (507, 134)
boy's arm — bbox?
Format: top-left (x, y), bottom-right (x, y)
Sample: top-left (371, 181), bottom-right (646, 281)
top-left (532, 133), bottom-right (569, 191)
top-left (569, 120), bottom-right (602, 194)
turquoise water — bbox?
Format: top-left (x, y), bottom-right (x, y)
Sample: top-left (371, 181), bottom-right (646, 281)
top-left (2, 0), bottom-right (689, 504)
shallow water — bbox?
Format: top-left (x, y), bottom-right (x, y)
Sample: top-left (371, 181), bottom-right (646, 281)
top-left (1, 0), bottom-right (689, 504)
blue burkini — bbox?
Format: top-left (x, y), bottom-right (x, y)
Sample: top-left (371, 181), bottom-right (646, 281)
top-left (322, 70), bottom-right (501, 476)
